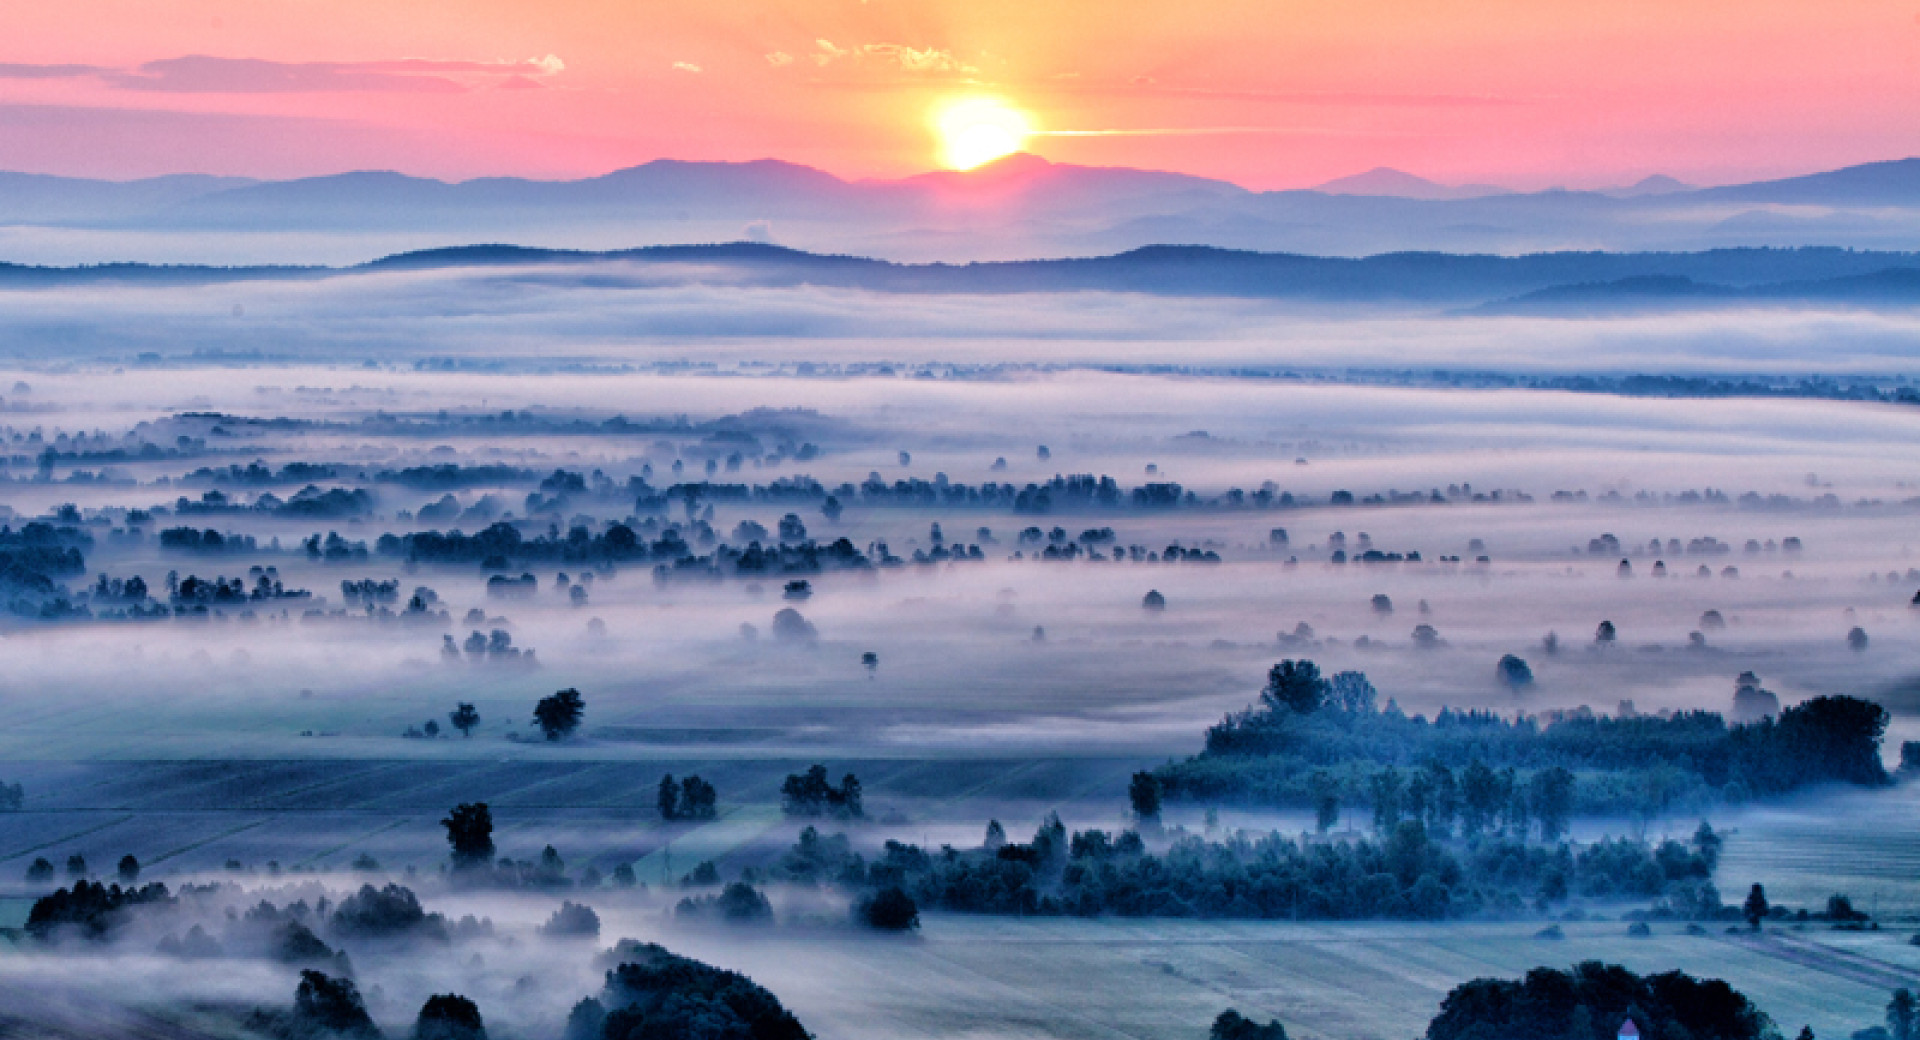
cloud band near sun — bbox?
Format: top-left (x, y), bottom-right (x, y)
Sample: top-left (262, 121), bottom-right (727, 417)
top-left (0, 55), bottom-right (566, 93)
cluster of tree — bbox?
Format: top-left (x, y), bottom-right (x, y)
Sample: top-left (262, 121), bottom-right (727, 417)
top-left (382, 521), bottom-right (655, 567)
top-left (1159, 660), bottom-right (1889, 817)
top-left (1212, 1011), bottom-right (1289, 1040)
top-left (339, 579), bottom-right (401, 604)
top-left (540, 901), bottom-right (602, 939)
top-left (303, 532), bottom-right (370, 561)
top-left (24, 879), bottom-right (173, 939)
top-left (780, 765), bottom-right (863, 818)
top-left (771, 815), bottom-right (1717, 922)
top-left (1426, 961), bottom-right (1773, 1040)
top-left (158, 527), bottom-right (258, 553)
top-left (153, 898), bottom-right (356, 975)
top-left (441, 629), bottom-right (533, 662)
top-left (442, 804), bottom-right (618, 890)
top-left (329, 883), bottom-right (450, 940)
top-left (246, 970), bottom-right (384, 1040)
top-left (90, 573), bottom-right (150, 601)
top-left (187, 460), bottom-right (341, 486)
top-left (563, 942), bottom-right (811, 1040)
top-left (173, 485), bottom-right (374, 520)
top-left (675, 882), bottom-right (775, 925)
top-left (1, 521), bottom-right (88, 617)
top-left (377, 463), bottom-right (531, 489)
top-left (657, 774), bottom-right (718, 820)
top-left (656, 469), bottom-right (1342, 515)
top-left (171, 572), bottom-right (310, 606)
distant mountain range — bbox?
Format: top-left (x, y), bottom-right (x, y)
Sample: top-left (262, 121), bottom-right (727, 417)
top-left (6, 154), bottom-right (1920, 262)
top-left (8, 241), bottom-right (1920, 314)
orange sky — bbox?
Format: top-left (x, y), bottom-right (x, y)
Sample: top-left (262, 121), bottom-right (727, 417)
top-left (2, 0), bottom-right (1917, 187)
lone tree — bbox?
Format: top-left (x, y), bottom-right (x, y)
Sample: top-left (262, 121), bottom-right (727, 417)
top-left (117, 855), bottom-right (139, 883)
top-left (442, 803), bottom-right (495, 870)
top-left (449, 703), bottom-right (480, 737)
top-left (1497, 654), bottom-right (1534, 688)
top-left (532, 688), bottom-right (585, 741)
top-left (1128, 771), bottom-right (1163, 821)
top-left (1596, 620), bottom-right (1618, 644)
top-left (1744, 883), bottom-right (1769, 930)
top-left (415, 994), bottom-right (486, 1040)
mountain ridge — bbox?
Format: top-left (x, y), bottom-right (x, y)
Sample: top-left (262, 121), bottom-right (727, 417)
top-left (4, 241), bottom-right (1920, 315)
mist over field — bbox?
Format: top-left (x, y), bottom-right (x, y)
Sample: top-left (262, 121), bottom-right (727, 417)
top-left (5, 241), bottom-right (1920, 1040)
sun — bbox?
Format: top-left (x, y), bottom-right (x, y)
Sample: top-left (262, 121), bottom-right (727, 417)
top-left (932, 97), bottom-right (1034, 171)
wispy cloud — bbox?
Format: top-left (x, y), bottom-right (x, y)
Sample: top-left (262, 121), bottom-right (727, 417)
top-left (0, 63), bottom-right (106, 80)
top-left (0, 54), bottom-right (568, 94)
top-left (1061, 80), bottom-right (1519, 108)
top-left (805, 40), bottom-right (976, 74)
top-left (672, 61), bottom-right (703, 74)
top-left (111, 56), bottom-right (466, 93)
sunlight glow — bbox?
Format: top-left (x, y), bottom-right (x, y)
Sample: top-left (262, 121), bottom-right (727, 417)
top-left (933, 98), bottom-right (1034, 170)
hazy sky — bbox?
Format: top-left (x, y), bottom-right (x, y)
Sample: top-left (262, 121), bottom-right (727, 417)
top-left (2, 0), bottom-right (1917, 187)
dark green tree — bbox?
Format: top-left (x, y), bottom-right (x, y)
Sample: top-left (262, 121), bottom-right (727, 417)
top-left (1530, 767), bottom-right (1576, 841)
top-left (1261, 660), bottom-right (1327, 714)
top-left (415, 994), bottom-right (485, 1040)
top-left (441, 803), bottom-right (494, 870)
top-left (678, 776), bottom-right (718, 820)
top-left (533, 688), bottom-right (585, 741)
top-left (1743, 883), bottom-right (1769, 930)
top-left (1370, 767), bottom-right (1403, 835)
top-left (1128, 771), bottom-right (1163, 820)
top-left (1212, 1010), bottom-right (1288, 1040)
top-left (1309, 770), bottom-right (1339, 834)
top-left (294, 970), bottom-right (380, 1038)
top-left (856, 886), bottom-right (920, 931)
top-left (1889, 988), bottom-right (1917, 1040)
top-left (657, 775), bottom-right (679, 821)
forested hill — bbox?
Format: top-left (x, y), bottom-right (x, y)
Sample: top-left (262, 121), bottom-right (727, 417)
top-left (6, 243), bottom-right (1920, 310)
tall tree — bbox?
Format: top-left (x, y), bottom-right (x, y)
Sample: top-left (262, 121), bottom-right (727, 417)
top-left (657, 775), bottom-right (679, 821)
top-left (1369, 768), bottom-right (1403, 835)
top-left (1743, 883), bottom-right (1769, 930)
top-left (1889, 989), bottom-right (1917, 1040)
top-left (442, 803), bottom-right (494, 870)
top-left (1309, 770), bottom-right (1340, 834)
top-left (1529, 767), bottom-right (1576, 842)
top-left (1128, 771), bottom-right (1163, 820)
